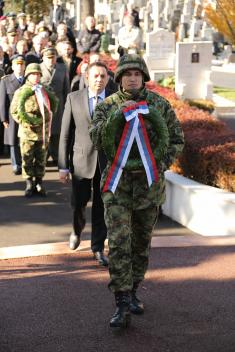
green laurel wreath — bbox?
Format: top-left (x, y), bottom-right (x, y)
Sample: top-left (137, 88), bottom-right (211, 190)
top-left (18, 86), bottom-right (57, 126)
top-left (101, 105), bottom-right (170, 170)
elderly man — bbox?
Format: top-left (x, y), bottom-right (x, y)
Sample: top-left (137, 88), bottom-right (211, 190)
top-left (117, 14), bottom-right (142, 57)
top-left (90, 54), bottom-right (184, 328)
top-left (77, 16), bottom-right (101, 54)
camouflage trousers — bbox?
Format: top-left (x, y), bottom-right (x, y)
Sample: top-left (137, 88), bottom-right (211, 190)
top-left (20, 139), bottom-right (48, 179)
top-left (102, 171), bottom-right (159, 293)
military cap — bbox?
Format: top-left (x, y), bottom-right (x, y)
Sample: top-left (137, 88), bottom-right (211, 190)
top-left (25, 63), bottom-right (42, 78)
top-left (11, 54), bottom-right (25, 64)
top-left (42, 47), bottom-right (57, 58)
top-left (17, 13), bottom-right (26, 18)
top-left (7, 27), bottom-right (17, 36)
top-left (114, 54), bottom-right (150, 83)
top-left (7, 12), bottom-right (17, 18)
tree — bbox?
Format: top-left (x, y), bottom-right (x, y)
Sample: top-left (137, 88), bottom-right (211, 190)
top-left (204, 0), bottom-right (235, 45)
top-left (4, 0), bottom-right (52, 21)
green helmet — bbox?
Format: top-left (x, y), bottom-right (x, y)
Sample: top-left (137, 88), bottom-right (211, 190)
top-left (25, 63), bottom-right (42, 78)
top-left (114, 54), bottom-right (150, 83)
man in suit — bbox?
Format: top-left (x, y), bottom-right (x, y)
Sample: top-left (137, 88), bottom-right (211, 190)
top-left (40, 47), bottom-right (70, 164)
top-left (58, 61), bottom-right (115, 266)
top-left (0, 54), bottom-right (25, 174)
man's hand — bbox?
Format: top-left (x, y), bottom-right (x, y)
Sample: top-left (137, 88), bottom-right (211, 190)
top-left (59, 170), bottom-right (70, 184)
top-left (3, 122), bottom-right (9, 128)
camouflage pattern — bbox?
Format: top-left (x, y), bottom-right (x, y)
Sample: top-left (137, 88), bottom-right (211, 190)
top-left (10, 80), bottom-right (57, 179)
top-left (114, 54), bottom-right (151, 83)
top-left (10, 82), bottom-right (55, 141)
top-left (20, 139), bottom-right (48, 179)
top-left (90, 72), bottom-right (184, 293)
top-left (24, 63), bottom-right (42, 79)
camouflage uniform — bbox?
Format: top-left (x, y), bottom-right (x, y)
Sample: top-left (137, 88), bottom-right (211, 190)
top-left (10, 63), bottom-right (58, 189)
top-left (91, 55), bottom-right (184, 295)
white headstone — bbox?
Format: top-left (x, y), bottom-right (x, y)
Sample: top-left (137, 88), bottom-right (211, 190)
top-left (144, 28), bottom-right (175, 80)
top-left (175, 41), bottom-right (213, 100)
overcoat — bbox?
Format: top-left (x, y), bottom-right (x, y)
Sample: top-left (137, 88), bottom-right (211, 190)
top-left (40, 62), bottom-right (70, 135)
top-left (0, 73), bottom-right (22, 145)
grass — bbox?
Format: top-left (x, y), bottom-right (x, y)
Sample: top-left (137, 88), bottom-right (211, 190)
top-left (213, 86), bottom-right (235, 101)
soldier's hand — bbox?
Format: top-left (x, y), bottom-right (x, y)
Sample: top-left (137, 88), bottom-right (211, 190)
top-left (3, 122), bottom-right (9, 128)
top-left (59, 171), bottom-right (70, 184)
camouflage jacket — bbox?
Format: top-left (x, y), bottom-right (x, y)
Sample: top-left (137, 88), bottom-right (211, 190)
top-left (90, 87), bottom-right (184, 206)
top-left (10, 81), bottom-right (58, 141)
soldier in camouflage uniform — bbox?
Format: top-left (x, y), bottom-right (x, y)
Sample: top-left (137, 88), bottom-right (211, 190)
top-left (10, 63), bottom-right (58, 197)
top-left (90, 54), bottom-right (184, 328)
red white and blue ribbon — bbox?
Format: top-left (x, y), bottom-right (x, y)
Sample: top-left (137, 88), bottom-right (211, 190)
top-left (103, 101), bottom-right (158, 193)
top-left (32, 84), bottom-right (52, 146)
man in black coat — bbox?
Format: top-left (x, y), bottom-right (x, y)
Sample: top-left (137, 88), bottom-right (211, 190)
top-left (0, 55), bottom-right (25, 174)
top-left (56, 40), bottom-right (81, 83)
top-left (49, 0), bottom-right (65, 30)
top-left (77, 16), bottom-right (101, 54)
top-left (58, 61), bottom-right (117, 266)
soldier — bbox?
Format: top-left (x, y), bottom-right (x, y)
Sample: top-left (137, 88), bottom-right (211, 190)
top-left (10, 63), bottom-right (58, 197)
top-left (0, 54), bottom-right (25, 175)
top-left (90, 54), bottom-right (184, 328)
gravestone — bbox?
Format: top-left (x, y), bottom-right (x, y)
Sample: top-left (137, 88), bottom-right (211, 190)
top-left (144, 28), bottom-right (175, 80)
top-left (175, 41), bottom-right (213, 100)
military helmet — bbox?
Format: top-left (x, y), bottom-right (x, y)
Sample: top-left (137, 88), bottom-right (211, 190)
top-left (114, 54), bottom-right (150, 83)
top-left (25, 63), bottom-right (42, 78)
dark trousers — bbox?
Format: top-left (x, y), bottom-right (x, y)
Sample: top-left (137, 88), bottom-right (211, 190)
top-left (71, 164), bottom-right (107, 252)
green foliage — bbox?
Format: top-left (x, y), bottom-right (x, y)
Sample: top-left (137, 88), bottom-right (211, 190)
top-left (185, 99), bottom-right (215, 113)
top-left (157, 76), bottom-right (175, 89)
top-left (4, 0), bottom-right (52, 21)
top-left (214, 86), bottom-right (235, 101)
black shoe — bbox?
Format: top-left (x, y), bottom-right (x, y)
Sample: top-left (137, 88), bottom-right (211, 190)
top-left (69, 232), bottom-right (80, 250)
top-left (35, 183), bottom-right (47, 197)
top-left (110, 292), bottom-right (131, 328)
top-left (129, 282), bottom-right (144, 315)
top-left (93, 251), bottom-right (109, 266)
top-left (25, 179), bottom-right (33, 197)
top-left (13, 167), bottom-right (22, 175)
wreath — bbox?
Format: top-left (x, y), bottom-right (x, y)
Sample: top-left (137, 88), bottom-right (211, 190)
top-left (17, 86), bottom-right (57, 126)
top-left (101, 104), bottom-right (170, 170)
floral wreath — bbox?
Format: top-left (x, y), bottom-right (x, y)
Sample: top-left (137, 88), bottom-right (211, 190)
top-left (17, 86), bottom-right (57, 126)
top-left (101, 104), bottom-right (170, 170)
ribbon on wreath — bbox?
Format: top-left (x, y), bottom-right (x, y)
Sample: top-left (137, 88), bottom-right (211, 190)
top-left (103, 101), bottom-right (158, 193)
top-left (32, 84), bottom-right (52, 146)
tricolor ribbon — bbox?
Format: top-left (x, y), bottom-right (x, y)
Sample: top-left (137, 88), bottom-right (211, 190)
top-left (32, 84), bottom-right (52, 146)
top-left (103, 101), bottom-right (158, 193)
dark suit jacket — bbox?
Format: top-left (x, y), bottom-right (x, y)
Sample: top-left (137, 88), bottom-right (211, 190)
top-left (58, 87), bottom-right (115, 179)
top-left (57, 55), bottom-right (82, 83)
top-left (0, 73), bottom-right (22, 145)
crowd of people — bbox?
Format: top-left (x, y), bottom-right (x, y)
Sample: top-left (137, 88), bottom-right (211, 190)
top-left (0, 3), bottom-right (184, 330)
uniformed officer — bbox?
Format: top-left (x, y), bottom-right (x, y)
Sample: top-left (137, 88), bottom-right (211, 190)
top-left (0, 54), bottom-right (25, 174)
top-left (10, 63), bottom-right (58, 197)
top-left (90, 54), bottom-right (184, 328)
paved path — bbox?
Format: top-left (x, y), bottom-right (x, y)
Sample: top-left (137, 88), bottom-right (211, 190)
top-left (1, 157), bottom-right (235, 352)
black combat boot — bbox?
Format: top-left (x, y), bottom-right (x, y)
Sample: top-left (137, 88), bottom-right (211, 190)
top-left (129, 282), bottom-right (144, 315)
top-left (110, 291), bottom-right (131, 328)
top-left (35, 177), bottom-right (47, 197)
top-left (25, 178), bottom-right (33, 197)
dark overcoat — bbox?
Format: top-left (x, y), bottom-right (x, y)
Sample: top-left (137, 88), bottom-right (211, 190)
top-left (0, 73), bottom-right (22, 145)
